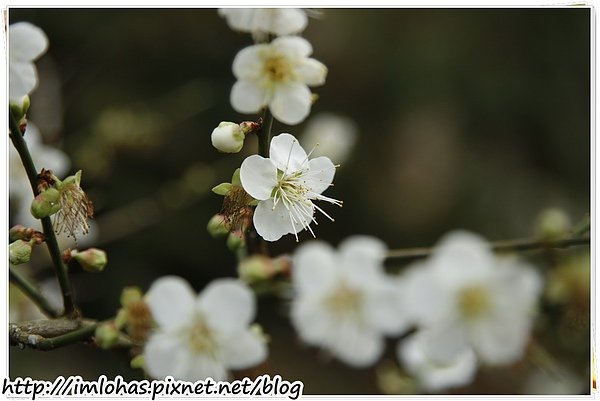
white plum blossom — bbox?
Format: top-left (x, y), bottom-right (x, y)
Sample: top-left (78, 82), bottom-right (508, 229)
top-left (300, 113), bottom-right (359, 164)
top-left (240, 133), bottom-right (341, 242)
top-left (9, 22), bottom-right (49, 102)
top-left (144, 276), bottom-right (267, 381)
top-left (231, 36), bottom-right (327, 125)
top-left (400, 231), bottom-right (543, 368)
top-left (290, 236), bottom-right (410, 367)
top-left (211, 122), bottom-right (245, 153)
top-left (398, 330), bottom-right (478, 392)
top-left (219, 8), bottom-right (308, 38)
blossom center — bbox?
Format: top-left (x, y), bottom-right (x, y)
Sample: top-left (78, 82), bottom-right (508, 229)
top-left (325, 283), bottom-right (362, 318)
top-left (264, 55), bottom-right (293, 82)
top-left (185, 316), bottom-right (218, 356)
top-left (457, 285), bottom-right (490, 320)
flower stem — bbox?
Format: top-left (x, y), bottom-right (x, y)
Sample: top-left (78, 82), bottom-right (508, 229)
top-left (9, 267), bottom-right (59, 318)
top-left (9, 110), bottom-right (77, 317)
top-left (258, 108), bottom-right (274, 158)
top-left (385, 235), bottom-right (590, 262)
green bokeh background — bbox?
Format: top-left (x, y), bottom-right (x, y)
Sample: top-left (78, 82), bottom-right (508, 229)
top-left (8, 8), bottom-right (590, 394)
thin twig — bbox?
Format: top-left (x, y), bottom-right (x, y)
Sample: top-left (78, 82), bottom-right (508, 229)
top-left (258, 107), bottom-right (274, 158)
top-left (385, 236), bottom-right (590, 262)
top-left (9, 110), bottom-right (76, 317)
top-left (9, 267), bottom-right (59, 318)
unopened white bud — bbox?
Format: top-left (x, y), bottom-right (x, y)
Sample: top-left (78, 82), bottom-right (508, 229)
top-left (211, 122), bottom-right (245, 153)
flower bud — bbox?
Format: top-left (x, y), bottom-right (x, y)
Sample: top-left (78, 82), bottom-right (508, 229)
top-left (535, 208), bottom-right (571, 240)
top-left (9, 240), bottom-right (33, 265)
top-left (30, 187), bottom-right (61, 219)
top-left (9, 95), bottom-right (30, 123)
top-left (207, 214), bottom-right (232, 238)
top-left (238, 254), bottom-right (292, 284)
top-left (120, 286), bottom-right (143, 308)
top-left (211, 122), bottom-right (245, 153)
top-left (9, 225), bottom-right (30, 242)
top-left (114, 309), bottom-right (128, 330)
top-left (95, 323), bottom-right (119, 349)
top-left (130, 354), bottom-right (145, 369)
top-left (227, 230), bottom-right (246, 252)
top-left (71, 248), bottom-right (108, 273)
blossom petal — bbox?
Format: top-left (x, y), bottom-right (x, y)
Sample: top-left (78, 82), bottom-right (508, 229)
top-left (240, 155), bottom-right (278, 200)
top-left (468, 313), bottom-right (531, 365)
top-left (292, 240), bottom-right (338, 294)
top-left (269, 133), bottom-right (308, 173)
top-left (9, 61), bottom-right (37, 102)
top-left (253, 197), bottom-right (311, 241)
top-left (364, 281), bottom-right (411, 336)
top-left (306, 156), bottom-right (336, 195)
top-left (198, 279), bottom-right (255, 333)
top-left (338, 235), bottom-right (387, 279)
top-left (430, 230), bottom-right (495, 290)
top-left (232, 44), bottom-right (268, 80)
top-left (9, 22), bottom-right (48, 61)
top-left (230, 80), bottom-right (267, 114)
top-left (270, 83), bottom-right (312, 125)
top-left (399, 331), bottom-right (478, 392)
top-left (291, 295), bottom-right (334, 346)
top-left (221, 329), bottom-right (267, 370)
top-left (297, 58), bottom-right (327, 86)
top-left (271, 9), bottom-right (308, 36)
top-left (144, 331), bottom-right (192, 380)
top-left (331, 324), bottom-right (384, 367)
top-left (271, 36), bottom-right (312, 59)
top-left (184, 355), bottom-right (229, 381)
top-left (145, 276), bottom-right (196, 329)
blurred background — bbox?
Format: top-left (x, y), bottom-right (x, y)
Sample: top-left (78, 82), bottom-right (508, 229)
top-left (8, 8), bottom-right (590, 394)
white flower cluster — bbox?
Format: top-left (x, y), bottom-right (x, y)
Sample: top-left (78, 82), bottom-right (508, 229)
top-left (289, 231), bottom-right (543, 393)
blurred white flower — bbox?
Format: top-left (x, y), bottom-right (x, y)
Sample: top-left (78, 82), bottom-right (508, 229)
top-left (240, 133), bottom-right (340, 242)
top-left (300, 113), bottom-right (359, 164)
top-left (231, 36), bottom-right (327, 125)
top-left (290, 236), bottom-right (410, 367)
top-left (144, 276), bottom-right (267, 381)
top-left (10, 123), bottom-right (70, 212)
top-left (219, 8), bottom-right (307, 39)
top-left (401, 231), bottom-right (543, 367)
top-left (398, 330), bottom-right (478, 392)
top-left (9, 22), bottom-right (49, 102)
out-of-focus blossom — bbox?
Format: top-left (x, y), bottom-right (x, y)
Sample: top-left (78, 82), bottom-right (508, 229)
top-left (219, 8), bottom-right (308, 39)
top-left (300, 113), bottom-right (359, 164)
top-left (144, 276), bottom-right (267, 381)
top-left (290, 236), bottom-right (409, 367)
top-left (9, 22), bottom-right (48, 102)
top-left (230, 37), bottom-right (327, 125)
top-left (240, 133), bottom-right (340, 241)
top-left (400, 231), bottom-right (542, 367)
top-left (398, 330), bottom-right (478, 392)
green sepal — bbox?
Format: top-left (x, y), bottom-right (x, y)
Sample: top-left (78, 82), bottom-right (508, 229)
top-left (231, 168), bottom-right (242, 186)
top-left (212, 182), bottom-right (232, 196)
